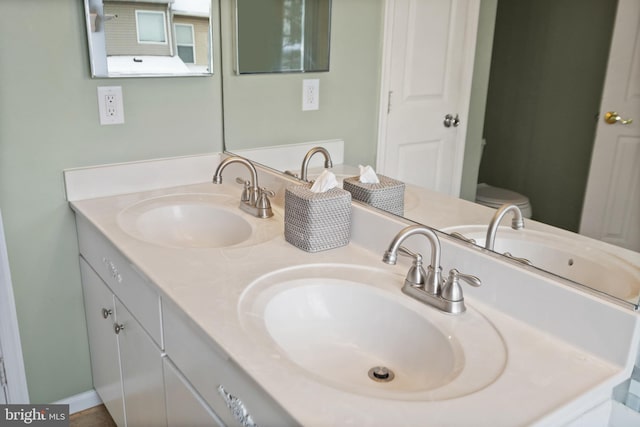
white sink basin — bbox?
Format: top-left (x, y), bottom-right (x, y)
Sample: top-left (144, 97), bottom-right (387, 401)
top-left (117, 193), bottom-right (278, 249)
top-left (445, 225), bottom-right (640, 301)
top-left (239, 264), bottom-right (506, 400)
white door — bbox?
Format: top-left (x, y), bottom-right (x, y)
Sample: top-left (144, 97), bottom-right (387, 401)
top-left (377, 0), bottom-right (479, 196)
top-left (580, 0), bottom-right (640, 252)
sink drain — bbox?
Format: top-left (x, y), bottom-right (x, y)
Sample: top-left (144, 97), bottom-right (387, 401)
top-left (368, 366), bottom-right (395, 382)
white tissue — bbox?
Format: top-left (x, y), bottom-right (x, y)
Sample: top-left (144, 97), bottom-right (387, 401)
top-left (359, 165), bottom-right (380, 184)
top-left (310, 169), bottom-right (339, 193)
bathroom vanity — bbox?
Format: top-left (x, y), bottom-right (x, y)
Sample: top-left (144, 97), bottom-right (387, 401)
top-left (65, 154), bottom-right (640, 426)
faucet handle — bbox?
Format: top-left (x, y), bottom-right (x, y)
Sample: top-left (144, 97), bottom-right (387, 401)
top-left (397, 247), bottom-right (427, 289)
top-left (235, 177), bottom-right (252, 203)
top-left (503, 252), bottom-right (533, 266)
top-left (449, 232), bottom-right (477, 245)
top-left (441, 269), bottom-right (481, 303)
top-left (397, 246), bottom-right (421, 261)
top-left (258, 187), bottom-right (275, 198)
top-left (255, 188), bottom-right (275, 218)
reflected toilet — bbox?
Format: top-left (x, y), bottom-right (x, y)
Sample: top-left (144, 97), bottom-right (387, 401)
top-left (475, 183), bottom-right (533, 219)
top-left (475, 138), bottom-right (533, 218)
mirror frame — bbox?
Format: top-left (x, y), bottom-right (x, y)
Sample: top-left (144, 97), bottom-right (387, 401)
top-left (83, 0), bottom-right (215, 78)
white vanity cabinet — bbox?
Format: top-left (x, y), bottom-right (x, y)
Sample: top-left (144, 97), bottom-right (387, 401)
top-left (79, 258), bottom-right (167, 427)
top-left (75, 214), bottom-right (298, 426)
top-left (76, 215), bottom-right (167, 427)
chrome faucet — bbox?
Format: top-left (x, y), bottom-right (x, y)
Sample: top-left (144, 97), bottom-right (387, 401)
top-left (212, 156), bottom-right (274, 218)
top-left (485, 204), bottom-right (524, 251)
top-left (300, 147), bottom-right (333, 182)
top-left (383, 225), bottom-right (443, 295)
top-left (383, 225), bottom-right (481, 314)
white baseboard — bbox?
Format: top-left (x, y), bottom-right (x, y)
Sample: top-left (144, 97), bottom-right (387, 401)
top-left (53, 389), bottom-right (102, 414)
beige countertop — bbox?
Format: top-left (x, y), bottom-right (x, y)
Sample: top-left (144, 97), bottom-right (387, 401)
top-left (68, 167), bottom-right (639, 426)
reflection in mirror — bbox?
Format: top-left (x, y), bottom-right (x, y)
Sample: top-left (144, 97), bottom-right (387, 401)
top-left (84, 0), bottom-right (213, 77)
top-left (234, 0), bottom-right (331, 74)
top-left (222, 0), bottom-right (640, 308)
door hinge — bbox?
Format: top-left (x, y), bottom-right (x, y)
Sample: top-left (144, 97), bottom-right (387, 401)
top-left (387, 91), bottom-right (393, 114)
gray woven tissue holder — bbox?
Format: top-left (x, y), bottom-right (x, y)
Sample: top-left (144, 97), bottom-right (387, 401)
top-left (284, 185), bottom-right (352, 252)
top-left (343, 175), bottom-right (405, 216)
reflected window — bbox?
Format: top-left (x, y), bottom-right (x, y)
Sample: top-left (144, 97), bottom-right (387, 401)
top-left (235, 0), bottom-right (331, 74)
top-left (280, 0), bottom-right (303, 70)
top-left (136, 10), bottom-right (167, 44)
top-left (175, 24), bottom-right (196, 63)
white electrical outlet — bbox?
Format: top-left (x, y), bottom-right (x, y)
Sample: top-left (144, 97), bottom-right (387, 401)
top-left (302, 79), bottom-right (320, 111)
top-left (97, 86), bottom-right (125, 125)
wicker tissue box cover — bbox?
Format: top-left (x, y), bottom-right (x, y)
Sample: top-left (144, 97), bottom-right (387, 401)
top-left (343, 174), bottom-right (405, 216)
top-left (284, 185), bottom-right (352, 252)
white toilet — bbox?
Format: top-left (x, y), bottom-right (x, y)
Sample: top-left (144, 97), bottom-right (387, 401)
top-left (476, 182), bottom-right (533, 219)
top-left (474, 138), bottom-right (533, 218)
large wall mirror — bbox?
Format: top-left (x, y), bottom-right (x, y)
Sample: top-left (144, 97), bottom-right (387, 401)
top-left (83, 0), bottom-right (214, 77)
top-left (234, 0), bottom-right (331, 74)
top-left (222, 0), bottom-right (640, 309)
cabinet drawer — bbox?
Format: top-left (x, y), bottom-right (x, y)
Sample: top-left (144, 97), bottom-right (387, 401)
top-left (76, 216), bottom-right (162, 347)
top-left (163, 300), bottom-right (299, 427)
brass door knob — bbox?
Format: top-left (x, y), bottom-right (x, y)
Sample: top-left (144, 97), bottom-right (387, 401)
top-left (604, 111), bottom-right (633, 125)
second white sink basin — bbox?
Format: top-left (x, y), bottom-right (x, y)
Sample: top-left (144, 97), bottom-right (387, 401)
top-left (239, 264), bottom-right (506, 401)
top-left (118, 193), bottom-right (279, 249)
top-left (445, 225), bottom-right (640, 301)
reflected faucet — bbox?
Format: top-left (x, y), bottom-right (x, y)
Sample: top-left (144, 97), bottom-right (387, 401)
top-left (300, 147), bottom-right (333, 182)
top-left (485, 204), bottom-right (525, 251)
top-left (212, 156), bottom-right (274, 218)
top-left (383, 225), bottom-right (481, 314)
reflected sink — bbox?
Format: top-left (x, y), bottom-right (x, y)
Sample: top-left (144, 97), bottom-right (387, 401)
top-left (239, 264), bottom-right (506, 400)
top-left (118, 193), bottom-right (279, 249)
top-left (445, 225), bottom-right (640, 301)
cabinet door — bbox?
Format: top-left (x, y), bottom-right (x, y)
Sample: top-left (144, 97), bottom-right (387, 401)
top-left (79, 259), bottom-right (126, 427)
top-left (115, 298), bottom-right (167, 427)
top-left (163, 301), bottom-right (299, 427)
top-left (163, 357), bottom-right (225, 427)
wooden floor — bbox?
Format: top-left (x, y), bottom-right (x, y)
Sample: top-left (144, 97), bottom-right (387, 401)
top-left (69, 405), bottom-right (117, 427)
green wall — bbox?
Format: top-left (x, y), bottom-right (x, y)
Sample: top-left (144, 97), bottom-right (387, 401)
top-left (222, 0), bottom-right (384, 167)
top-left (0, 0), bottom-right (223, 403)
top-left (479, 0), bottom-right (616, 231)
